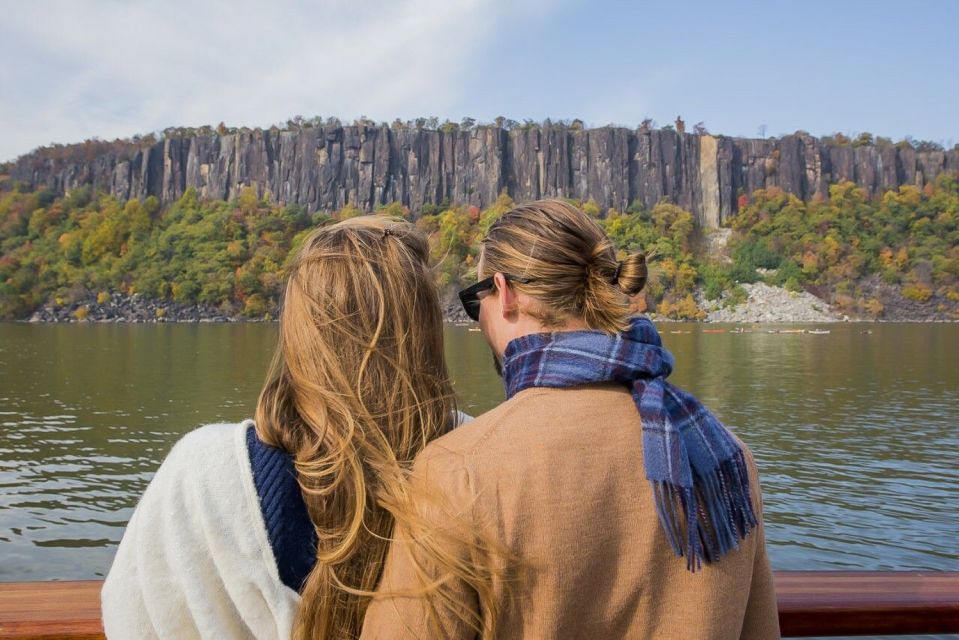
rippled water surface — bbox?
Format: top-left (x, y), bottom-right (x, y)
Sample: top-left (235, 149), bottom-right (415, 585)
top-left (1, 322), bottom-right (957, 584)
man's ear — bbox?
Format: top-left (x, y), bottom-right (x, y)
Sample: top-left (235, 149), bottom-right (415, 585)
top-left (492, 272), bottom-right (517, 319)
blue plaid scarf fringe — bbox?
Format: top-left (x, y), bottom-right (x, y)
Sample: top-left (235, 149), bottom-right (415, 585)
top-left (502, 317), bottom-right (758, 571)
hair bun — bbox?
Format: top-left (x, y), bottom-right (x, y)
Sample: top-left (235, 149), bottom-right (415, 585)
top-left (615, 252), bottom-right (648, 297)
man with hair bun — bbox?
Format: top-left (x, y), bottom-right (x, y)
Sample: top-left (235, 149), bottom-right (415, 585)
top-left (363, 200), bottom-right (780, 639)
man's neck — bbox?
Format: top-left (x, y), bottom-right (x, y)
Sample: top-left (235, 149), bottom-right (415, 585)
top-left (505, 314), bottom-right (590, 345)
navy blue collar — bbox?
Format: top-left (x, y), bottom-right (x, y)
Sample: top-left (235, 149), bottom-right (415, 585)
top-left (245, 425), bottom-right (318, 592)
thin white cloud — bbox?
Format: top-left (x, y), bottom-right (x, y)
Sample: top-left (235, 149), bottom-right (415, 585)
top-left (1, 0), bottom-right (553, 161)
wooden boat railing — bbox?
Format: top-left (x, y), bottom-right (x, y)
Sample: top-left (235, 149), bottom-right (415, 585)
top-left (1, 571), bottom-right (957, 638)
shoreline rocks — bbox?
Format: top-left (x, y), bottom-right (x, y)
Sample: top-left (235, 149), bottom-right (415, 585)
top-left (28, 292), bottom-right (240, 324)
top-left (701, 283), bottom-right (843, 323)
top-left (18, 282), bottom-right (958, 325)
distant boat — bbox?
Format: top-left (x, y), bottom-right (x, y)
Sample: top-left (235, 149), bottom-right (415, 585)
top-left (468, 327), bottom-right (482, 332)
top-left (808, 329), bottom-right (831, 335)
top-left (780, 329), bottom-right (806, 334)
top-left (702, 329), bottom-right (726, 334)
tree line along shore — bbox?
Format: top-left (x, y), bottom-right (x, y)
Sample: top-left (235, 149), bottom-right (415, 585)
top-left (2, 173), bottom-right (958, 323)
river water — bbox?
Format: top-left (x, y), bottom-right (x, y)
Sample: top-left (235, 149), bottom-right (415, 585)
top-left (1, 322), bottom-right (957, 590)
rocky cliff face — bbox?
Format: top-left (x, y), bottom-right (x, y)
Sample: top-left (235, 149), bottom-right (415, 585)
top-left (9, 125), bottom-right (959, 228)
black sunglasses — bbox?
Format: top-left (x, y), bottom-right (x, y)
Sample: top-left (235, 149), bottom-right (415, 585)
top-left (457, 274), bottom-right (535, 322)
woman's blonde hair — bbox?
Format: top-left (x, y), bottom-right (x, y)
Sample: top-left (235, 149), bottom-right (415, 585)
top-left (255, 215), bottom-right (501, 638)
top-left (481, 199), bottom-right (647, 332)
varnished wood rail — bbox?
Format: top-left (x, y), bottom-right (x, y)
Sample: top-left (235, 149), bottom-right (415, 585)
top-left (775, 571), bottom-right (959, 637)
top-left (1, 572), bottom-right (957, 638)
top-left (0, 581), bottom-right (101, 640)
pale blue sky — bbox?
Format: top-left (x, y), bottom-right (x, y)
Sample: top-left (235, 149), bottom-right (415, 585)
top-left (2, 0), bottom-right (956, 162)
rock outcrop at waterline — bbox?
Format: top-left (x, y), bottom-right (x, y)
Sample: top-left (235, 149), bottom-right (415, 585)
top-left (8, 124), bottom-right (959, 227)
top-left (23, 282), bottom-right (957, 324)
top-left (26, 289), bottom-right (477, 324)
top-left (28, 292), bottom-right (236, 323)
top-left (701, 283), bottom-right (843, 323)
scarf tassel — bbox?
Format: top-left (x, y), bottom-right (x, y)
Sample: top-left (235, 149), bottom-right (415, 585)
top-left (652, 451), bottom-right (758, 572)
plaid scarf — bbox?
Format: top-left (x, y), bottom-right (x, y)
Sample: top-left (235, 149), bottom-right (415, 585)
top-left (502, 316), bottom-right (757, 571)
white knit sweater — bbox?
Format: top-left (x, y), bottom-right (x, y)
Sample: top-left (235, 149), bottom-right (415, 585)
top-left (101, 421), bottom-right (300, 639)
top-left (102, 412), bottom-right (472, 639)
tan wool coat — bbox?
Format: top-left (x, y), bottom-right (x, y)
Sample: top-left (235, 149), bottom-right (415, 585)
top-left (361, 385), bottom-right (780, 639)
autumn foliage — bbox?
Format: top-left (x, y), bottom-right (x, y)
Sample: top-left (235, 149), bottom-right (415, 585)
top-left (2, 173), bottom-right (958, 321)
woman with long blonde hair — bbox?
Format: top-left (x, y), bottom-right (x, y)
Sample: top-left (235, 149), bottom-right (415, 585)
top-left (103, 215), bottom-right (497, 639)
